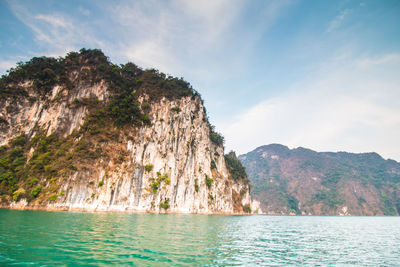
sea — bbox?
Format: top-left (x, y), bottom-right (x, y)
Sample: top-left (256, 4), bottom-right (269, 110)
top-left (0, 209), bottom-right (399, 266)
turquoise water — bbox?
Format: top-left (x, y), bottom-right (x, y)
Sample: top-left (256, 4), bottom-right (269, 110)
top-left (1, 210), bottom-right (400, 266)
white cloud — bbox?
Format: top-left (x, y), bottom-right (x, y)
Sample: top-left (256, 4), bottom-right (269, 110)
top-left (6, 0), bottom-right (291, 81)
top-left (224, 53), bottom-right (400, 160)
top-left (78, 6), bottom-right (91, 16)
top-left (356, 53), bottom-right (400, 68)
top-left (8, 2), bottom-right (105, 57)
top-left (107, 0), bottom-right (246, 74)
top-left (35, 14), bottom-right (69, 28)
top-left (106, 0), bottom-right (292, 79)
top-left (327, 8), bottom-right (350, 32)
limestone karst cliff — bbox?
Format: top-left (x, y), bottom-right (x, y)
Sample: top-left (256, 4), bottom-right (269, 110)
top-left (0, 49), bottom-right (254, 214)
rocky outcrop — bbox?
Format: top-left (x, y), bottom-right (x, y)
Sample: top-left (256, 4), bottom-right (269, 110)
top-left (0, 49), bottom-right (252, 214)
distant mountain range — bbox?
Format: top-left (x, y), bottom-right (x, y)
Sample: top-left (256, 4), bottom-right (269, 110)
top-left (239, 144), bottom-right (400, 215)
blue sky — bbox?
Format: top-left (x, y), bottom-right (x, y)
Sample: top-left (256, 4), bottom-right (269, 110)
top-left (1, 0), bottom-right (400, 160)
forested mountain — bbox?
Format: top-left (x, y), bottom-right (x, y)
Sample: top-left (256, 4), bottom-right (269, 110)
top-left (240, 144), bottom-right (400, 215)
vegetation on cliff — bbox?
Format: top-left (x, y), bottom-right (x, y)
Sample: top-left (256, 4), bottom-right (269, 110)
top-left (225, 151), bottom-right (247, 181)
top-left (0, 49), bottom-right (226, 141)
top-left (0, 49), bottom-right (249, 206)
top-left (1, 48), bottom-right (197, 127)
top-left (0, 49), bottom-right (195, 201)
top-left (0, 117), bottom-right (121, 202)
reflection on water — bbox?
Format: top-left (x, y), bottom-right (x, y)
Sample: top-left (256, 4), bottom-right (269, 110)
top-left (1, 210), bottom-right (399, 266)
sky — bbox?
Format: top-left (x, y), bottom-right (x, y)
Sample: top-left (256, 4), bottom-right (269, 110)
top-left (1, 0), bottom-right (400, 160)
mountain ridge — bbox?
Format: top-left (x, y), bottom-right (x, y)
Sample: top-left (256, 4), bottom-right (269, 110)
top-left (240, 144), bottom-right (400, 215)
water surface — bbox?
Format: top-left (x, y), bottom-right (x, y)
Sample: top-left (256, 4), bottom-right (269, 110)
top-left (1, 210), bottom-right (399, 266)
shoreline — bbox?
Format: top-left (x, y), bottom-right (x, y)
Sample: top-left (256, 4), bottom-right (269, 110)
top-left (2, 206), bottom-right (397, 216)
top-left (0, 205), bottom-right (253, 215)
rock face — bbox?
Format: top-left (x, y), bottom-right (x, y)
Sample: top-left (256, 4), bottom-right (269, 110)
top-left (240, 144), bottom-right (400, 216)
top-left (0, 49), bottom-right (252, 213)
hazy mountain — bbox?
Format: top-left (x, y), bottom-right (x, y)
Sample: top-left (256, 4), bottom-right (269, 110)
top-left (240, 144), bottom-right (400, 215)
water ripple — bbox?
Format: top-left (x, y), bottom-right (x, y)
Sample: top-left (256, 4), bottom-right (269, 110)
top-left (1, 211), bottom-right (400, 266)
